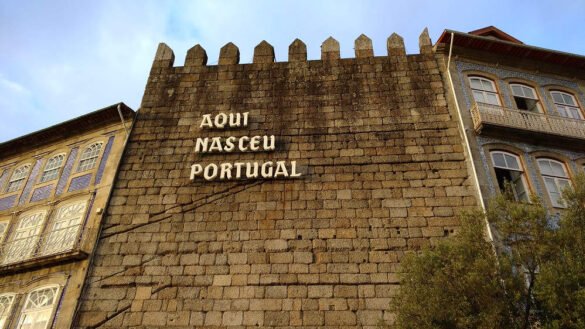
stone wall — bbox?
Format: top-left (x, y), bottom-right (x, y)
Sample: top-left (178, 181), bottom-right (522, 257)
top-left (74, 30), bottom-right (476, 328)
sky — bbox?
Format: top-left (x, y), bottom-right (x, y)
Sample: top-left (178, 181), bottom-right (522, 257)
top-left (1, 0), bottom-right (584, 142)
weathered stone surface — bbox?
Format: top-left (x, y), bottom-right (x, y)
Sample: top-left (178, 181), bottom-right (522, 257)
top-left (74, 34), bottom-right (476, 329)
top-left (185, 44), bottom-right (207, 66)
top-left (288, 38), bottom-right (307, 62)
top-left (253, 40), bottom-right (275, 64)
top-left (219, 42), bottom-right (240, 65)
top-left (154, 42), bottom-right (175, 67)
top-left (321, 36), bottom-right (340, 60)
top-left (354, 34), bottom-right (373, 58)
top-left (387, 32), bottom-right (407, 57)
top-left (419, 27), bottom-right (433, 54)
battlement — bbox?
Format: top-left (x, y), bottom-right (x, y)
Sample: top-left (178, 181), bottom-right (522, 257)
top-left (151, 28), bottom-right (433, 69)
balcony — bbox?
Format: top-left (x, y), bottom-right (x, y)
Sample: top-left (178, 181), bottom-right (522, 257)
top-left (0, 225), bottom-right (90, 274)
top-left (470, 103), bottom-right (585, 149)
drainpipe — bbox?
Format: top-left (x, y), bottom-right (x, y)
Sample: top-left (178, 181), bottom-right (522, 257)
top-left (445, 32), bottom-right (493, 241)
top-left (117, 104), bottom-right (130, 138)
top-left (70, 107), bottom-right (136, 325)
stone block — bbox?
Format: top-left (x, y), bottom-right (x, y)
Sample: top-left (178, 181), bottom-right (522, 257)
top-left (324, 311), bottom-right (357, 326)
top-left (308, 285), bottom-right (333, 298)
top-left (213, 275), bottom-right (232, 286)
top-left (222, 311), bottom-right (243, 326)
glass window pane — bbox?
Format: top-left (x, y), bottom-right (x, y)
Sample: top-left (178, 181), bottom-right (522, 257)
top-left (486, 93), bottom-right (499, 105)
top-left (77, 143), bottom-right (103, 172)
top-left (523, 86), bottom-right (536, 99)
top-left (556, 105), bottom-right (568, 117)
top-left (544, 177), bottom-right (559, 194)
top-left (481, 79), bottom-right (495, 92)
top-left (511, 85), bottom-right (522, 96)
top-left (0, 293), bottom-right (15, 327)
top-left (550, 192), bottom-right (563, 207)
top-left (17, 286), bottom-right (59, 329)
top-left (552, 92), bottom-right (564, 104)
top-left (41, 201), bottom-right (86, 255)
top-left (568, 107), bottom-right (582, 119)
top-left (510, 171), bottom-right (528, 201)
top-left (7, 164), bottom-right (31, 193)
top-left (2, 211), bottom-right (47, 264)
top-left (0, 221), bottom-right (8, 243)
top-left (551, 162), bottom-right (566, 177)
top-left (562, 93), bottom-right (575, 106)
top-left (538, 159), bottom-right (552, 176)
top-left (40, 155), bottom-right (65, 183)
top-left (470, 78), bottom-right (482, 90)
top-left (472, 90), bottom-right (486, 103)
top-left (504, 154), bottom-right (520, 170)
top-left (492, 152), bottom-right (506, 168)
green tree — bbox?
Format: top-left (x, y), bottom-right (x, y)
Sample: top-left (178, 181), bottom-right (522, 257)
top-left (391, 210), bottom-right (512, 329)
top-left (535, 175), bottom-right (585, 329)
top-left (391, 175), bottom-right (585, 329)
top-left (487, 187), bottom-right (551, 329)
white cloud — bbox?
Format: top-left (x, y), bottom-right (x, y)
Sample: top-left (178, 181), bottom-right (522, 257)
top-left (0, 0), bottom-right (584, 142)
top-left (0, 75), bottom-right (29, 95)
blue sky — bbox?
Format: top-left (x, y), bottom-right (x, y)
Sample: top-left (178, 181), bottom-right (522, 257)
top-left (1, 0), bottom-right (584, 142)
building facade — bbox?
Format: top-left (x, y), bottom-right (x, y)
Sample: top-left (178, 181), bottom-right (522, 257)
top-left (0, 104), bottom-right (134, 328)
top-left (435, 26), bottom-right (585, 216)
top-left (72, 32), bottom-right (477, 328)
top-left (2, 26), bottom-right (578, 329)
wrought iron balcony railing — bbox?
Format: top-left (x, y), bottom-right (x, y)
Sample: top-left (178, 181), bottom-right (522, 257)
top-left (0, 225), bottom-right (88, 271)
top-left (470, 103), bottom-right (585, 143)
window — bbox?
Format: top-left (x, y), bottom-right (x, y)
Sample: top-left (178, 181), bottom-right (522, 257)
top-left (6, 164), bottom-right (31, 193)
top-left (0, 221), bottom-right (8, 247)
top-left (41, 200), bottom-right (87, 255)
top-left (469, 76), bottom-right (501, 106)
top-left (551, 91), bottom-right (583, 120)
top-left (510, 84), bottom-right (541, 112)
top-left (537, 159), bottom-right (571, 208)
top-left (0, 293), bottom-right (15, 328)
top-left (15, 286), bottom-right (59, 329)
top-left (39, 154), bottom-right (65, 183)
top-left (1, 211), bottom-right (47, 265)
top-left (491, 151), bottom-right (529, 201)
top-left (77, 142), bottom-right (103, 172)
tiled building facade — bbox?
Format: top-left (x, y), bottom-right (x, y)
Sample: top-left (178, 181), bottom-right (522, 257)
top-left (435, 27), bottom-right (585, 214)
top-left (0, 104), bottom-right (134, 328)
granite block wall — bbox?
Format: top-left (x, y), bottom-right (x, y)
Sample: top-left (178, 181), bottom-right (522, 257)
top-left (74, 31), bottom-right (476, 328)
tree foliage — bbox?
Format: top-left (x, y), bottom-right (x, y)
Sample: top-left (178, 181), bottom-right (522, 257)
top-left (391, 210), bottom-right (512, 329)
top-left (391, 175), bottom-right (585, 329)
top-left (535, 175), bottom-right (585, 329)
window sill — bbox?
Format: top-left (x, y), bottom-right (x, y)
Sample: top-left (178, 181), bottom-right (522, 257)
top-left (0, 249), bottom-right (88, 275)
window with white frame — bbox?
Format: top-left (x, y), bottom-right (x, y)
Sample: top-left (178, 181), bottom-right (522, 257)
top-left (510, 84), bottom-right (541, 112)
top-left (551, 91), bottom-right (583, 120)
top-left (469, 76), bottom-right (501, 106)
top-left (0, 293), bottom-right (15, 328)
top-left (1, 211), bottom-right (47, 265)
top-left (6, 164), bottom-right (31, 193)
top-left (537, 158), bottom-right (571, 208)
top-left (491, 151), bottom-right (529, 201)
top-left (39, 154), bottom-right (65, 183)
top-left (77, 142), bottom-right (103, 172)
top-left (0, 221), bottom-right (8, 244)
top-left (41, 200), bottom-right (87, 255)
top-left (15, 285), bottom-right (59, 329)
